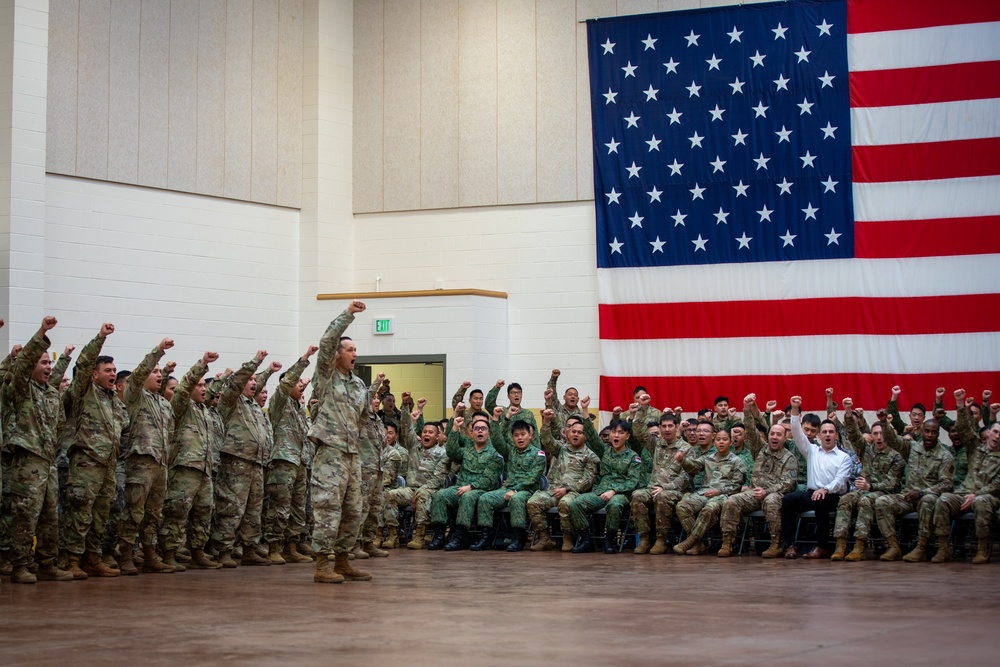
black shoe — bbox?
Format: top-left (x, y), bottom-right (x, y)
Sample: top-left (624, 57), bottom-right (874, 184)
top-left (427, 525), bottom-right (447, 551)
top-left (506, 528), bottom-right (526, 552)
top-left (444, 526), bottom-right (468, 551)
top-left (469, 528), bottom-right (494, 551)
top-left (603, 531), bottom-right (618, 554)
top-left (572, 529), bottom-right (595, 553)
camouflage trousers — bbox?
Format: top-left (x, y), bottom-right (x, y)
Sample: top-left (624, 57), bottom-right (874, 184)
top-left (160, 466), bottom-right (214, 551)
top-left (631, 487), bottom-right (685, 536)
top-left (933, 492), bottom-right (1000, 539)
top-left (310, 444), bottom-right (363, 556)
top-left (210, 454), bottom-right (264, 551)
top-left (359, 467), bottom-right (383, 543)
top-left (62, 449), bottom-right (117, 555)
top-left (833, 490), bottom-right (885, 540)
top-left (676, 493), bottom-right (728, 538)
top-left (477, 488), bottom-right (532, 528)
top-left (103, 459), bottom-right (127, 555)
top-left (263, 460), bottom-right (308, 543)
top-left (720, 490), bottom-right (783, 536)
top-left (4, 449), bottom-right (59, 568)
top-left (430, 486), bottom-right (485, 528)
top-left (876, 492), bottom-right (939, 541)
top-left (0, 450), bottom-right (11, 553)
top-left (386, 486), bottom-right (436, 527)
top-left (568, 492), bottom-right (629, 532)
top-left (526, 490), bottom-right (580, 533)
top-left (119, 454), bottom-right (167, 548)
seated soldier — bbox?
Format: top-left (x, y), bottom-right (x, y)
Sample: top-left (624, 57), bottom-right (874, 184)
top-left (472, 412), bottom-right (546, 551)
top-left (830, 398), bottom-right (904, 561)
top-left (718, 394), bottom-right (798, 558)
top-left (568, 420), bottom-right (642, 553)
top-left (427, 409), bottom-right (503, 551)
top-left (630, 394), bottom-right (691, 555)
top-left (673, 427), bottom-right (746, 555)
top-left (929, 391), bottom-right (1000, 564)
top-left (527, 409), bottom-right (600, 551)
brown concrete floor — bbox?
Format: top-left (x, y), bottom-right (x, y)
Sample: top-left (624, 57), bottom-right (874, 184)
top-left (1, 550), bottom-right (996, 666)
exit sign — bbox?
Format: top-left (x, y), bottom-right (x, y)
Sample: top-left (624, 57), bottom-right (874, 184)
top-left (373, 317), bottom-right (395, 335)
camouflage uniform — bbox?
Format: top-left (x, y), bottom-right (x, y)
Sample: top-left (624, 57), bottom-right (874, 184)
top-left (3, 331), bottom-right (63, 569)
top-left (429, 428), bottom-right (503, 527)
top-left (358, 412), bottom-right (385, 544)
top-left (378, 441), bottom-right (403, 533)
top-left (159, 362), bottom-right (214, 551)
top-left (676, 450), bottom-right (746, 539)
top-left (62, 333), bottom-right (130, 556)
top-left (263, 358), bottom-right (310, 544)
top-left (629, 406), bottom-right (691, 540)
top-left (544, 372), bottom-right (584, 439)
top-left (568, 437), bottom-right (642, 533)
top-left (308, 309), bottom-right (375, 556)
top-left (485, 385), bottom-right (538, 430)
top-left (689, 443), bottom-right (718, 490)
top-left (119, 346), bottom-right (174, 552)
top-left (933, 405), bottom-right (1000, 539)
top-left (210, 356), bottom-right (269, 552)
top-left (386, 409), bottom-right (450, 529)
top-left (526, 421), bottom-right (600, 537)
top-left (475, 422), bottom-right (546, 529)
top-left (833, 409), bottom-right (904, 540)
top-left (874, 418), bottom-right (955, 541)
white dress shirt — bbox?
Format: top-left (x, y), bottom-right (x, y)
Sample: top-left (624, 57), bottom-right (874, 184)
top-left (790, 415), bottom-right (852, 494)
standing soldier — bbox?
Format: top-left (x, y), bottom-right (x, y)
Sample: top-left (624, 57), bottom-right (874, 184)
top-left (159, 352), bottom-right (221, 570)
top-left (62, 323), bottom-right (129, 579)
top-left (544, 369), bottom-right (585, 438)
top-left (376, 420), bottom-right (404, 548)
top-left (309, 300), bottom-right (378, 584)
top-left (264, 345), bottom-right (317, 564)
top-left (355, 395), bottom-right (389, 559)
top-left (118, 337), bottom-right (177, 576)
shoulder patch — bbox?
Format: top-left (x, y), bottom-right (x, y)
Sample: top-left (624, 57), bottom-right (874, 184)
top-left (537, 450), bottom-right (547, 457)
top-left (635, 456), bottom-right (642, 464)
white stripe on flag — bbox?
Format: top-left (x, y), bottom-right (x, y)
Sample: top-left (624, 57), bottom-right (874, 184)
top-left (848, 21), bottom-right (1000, 71)
top-left (850, 98), bottom-right (1000, 146)
top-left (853, 176), bottom-right (1000, 221)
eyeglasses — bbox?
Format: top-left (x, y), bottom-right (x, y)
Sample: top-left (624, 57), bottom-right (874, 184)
top-left (471, 425), bottom-right (489, 432)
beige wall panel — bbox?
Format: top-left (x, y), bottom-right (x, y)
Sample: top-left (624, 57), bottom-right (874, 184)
top-left (419, 0), bottom-right (459, 210)
top-left (138, 0), bottom-right (169, 188)
top-left (76, 0), bottom-right (111, 180)
top-left (576, 0), bottom-right (615, 200)
top-left (382, 0), bottom-right (421, 212)
top-left (225, 0), bottom-right (253, 201)
top-left (168, 0), bottom-right (199, 194)
top-left (457, 0), bottom-right (497, 208)
top-left (536, 0), bottom-right (576, 203)
top-left (197, 0), bottom-right (227, 198)
top-left (276, 0), bottom-right (303, 208)
top-left (251, 0), bottom-right (279, 204)
top-left (617, 0), bottom-right (659, 15)
top-left (496, 0), bottom-right (535, 205)
top-left (46, 0), bottom-right (79, 175)
top-left (352, 0), bottom-right (384, 213)
top-left (107, 0), bottom-right (140, 184)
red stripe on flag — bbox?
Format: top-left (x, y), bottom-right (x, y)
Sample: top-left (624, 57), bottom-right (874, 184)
top-left (847, 0), bottom-right (1000, 34)
top-left (600, 372), bottom-right (1000, 414)
top-left (852, 138), bottom-right (1000, 183)
top-left (849, 62), bottom-right (1000, 108)
top-left (854, 217), bottom-right (1000, 258)
top-left (599, 294), bottom-right (1000, 340)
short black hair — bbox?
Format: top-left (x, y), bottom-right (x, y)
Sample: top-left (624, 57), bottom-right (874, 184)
top-left (632, 385), bottom-right (647, 394)
top-left (697, 408), bottom-right (712, 418)
top-left (647, 420), bottom-right (659, 428)
top-left (659, 413), bottom-right (679, 425)
top-left (911, 403), bottom-right (926, 414)
top-left (115, 370), bottom-right (131, 383)
top-left (384, 421), bottom-right (399, 433)
top-left (713, 395), bottom-right (729, 405)
top-left (507, 383), bottom-right (522, 394)
top-left (802, 414), bottom-right (822, 429)
top-left (470, 388), bottom-right (483, 399)
top-left (96, 355), bottom-right (115, 369)
top-left (511, 420), bottom-right (532, 434)
top-left (471, 410), bottom-right (492, 424)
top-left (608, 419), bottom-right (631, 433)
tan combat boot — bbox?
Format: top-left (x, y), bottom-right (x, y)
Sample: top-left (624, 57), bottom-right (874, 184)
top-left (268, 542), bottom-right (287, 565)
top-left (241, 544), bottom-right (271, 566)
top-left (11, 565), bottom-right (37, 584)
top-left (717, 533), bottom-right (734, 558)
top-left (673, 534), bottom-right (699, 555)
top-left (382, 528), bottom-right (398, 549)
top-left (35, 562), bottom-right (74, 581)
top-left (971, 538), bottom-right (991, 564)
top-left (333, 553), bottom-right (372, 581)
top-left (297, 541), bottom-right (315, 557)
top-left (930, 536), bottom-right (952, 563)
top-left (371, 536), bottom-right (382, 549)
top-left (188, 548), bottom-right (223, 569)
top-left (845, 538), bottom-right (867, 561)
top-left (217, 550), bottom-right (239, 568)
top-left (649, 532), bottom-right (669, 555)
top-left (561, 531), bottom-right (575, 552)
top-left (313, 554), bottom-right (345, 584)
top-left (830, 538), bottom-right (848, 561)
top-left (406, 525), bottom-right (426, 550)
top-left (351, 543), bottom-right (370, 559)
top-left (363, 541), bottom-right (389, 558)
top-left (118, 546), bottom-right (139, 576)
top-left (142, 545), bottom-right (175, 573)
top-left (175, 545), bottom-right (192, 563)
top-left (82, 551), bottom-right (120, 577)
top-left (761, 535), bottom-right (783, 558)
top-left (633, 533), bottom-right (652, 554)
top-left (66, 553), bottom-right (88, 579)
top-left (282, 542), bottom-right (313, 563)
top-left (880, 535), bottom-right (902, 561)
top-left (530, 527), bottom-right (556, 551)
top-left (162, 549), bottom-right (187, 572)
top-left (902, 537), bottom-right (928, 562)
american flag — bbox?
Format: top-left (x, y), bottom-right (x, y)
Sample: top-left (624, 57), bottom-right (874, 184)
top-left (589, 0), bottom-right (1000, 412)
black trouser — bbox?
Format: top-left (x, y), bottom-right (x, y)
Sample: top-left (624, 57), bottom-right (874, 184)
top-left (780, 490), bottom-right (841, 551)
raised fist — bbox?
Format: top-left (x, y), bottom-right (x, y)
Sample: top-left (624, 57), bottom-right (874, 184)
top-left (159, 338), bottom-right (175, 352)
top-left (417, 397), bottom-right (427, 409)
top-left (347, 300), bottom-right (366, 314)
top-left (936, 387), bottom-right (946, 398)
top-left (842, 397), bottom-right (853, 410)
top-left (41, 316), bottom-right (57, 332)
top-left (790, 396), bottom-right (802, 407)
top-left (63, 345), bottom-right (75, 356)
top-left (255, 350), bottom-right (268, 362)
top-left (765, 400), bottom-right (777, 412)
top-left (891, 385), bottom-right (901, 397)
top-left (954, 388), bottom-right (966, 402)
top-left (581, 396), bottom-right (591, 411)
top-left (456, 402), bottom-right (466, 414)
top-left (551, 369), bottom-right (561, 378)
top-left (541, 409), bottom-right (554, 422)
top-left (638, 393), bottom-right (651, 407)
top-left (304, 345), bottom-right (319, 359)
top-left (825, 387), bottom-right (834, 397)
top-left (461, 381), bottom-right (472, 390)
top-left (163, 361), bottom-right (177, 374)
top-left (544, 388), bottom-right (554, 400)
top-left (744, 393), bottom-right (756, 405)
top-left (269, 361), bottom-right (282, 373)
top-left (495, 379), bottom-right (505, 389)
top-left (453, 416), bottom-right (465, 430)
top-left (493, 406), bottom-right (504, 419)
top-left (100, 323), bottom-right (115, 337)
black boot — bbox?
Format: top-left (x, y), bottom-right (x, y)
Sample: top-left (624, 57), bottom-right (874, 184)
top-left (572, 529), bottom-right (595, 553)
top-left (444, 526), bottom-right (468, 551)
top-left (603, 529), bottom-right (618, 554)
top-left (427, 524), bottom-right (448, 551)
top-left (469, 527), bottom-right (494, 551)
top-left (506, 528), bottom-right (527, 552)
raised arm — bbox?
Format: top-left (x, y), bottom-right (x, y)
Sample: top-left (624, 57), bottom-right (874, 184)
top-left (219, 350), bottom-right (266, 421)
top-left (743, 394), bottom-right (764, 458)
top-left (452, 381), bottom-right (470, 409)
top-left (485, 380), bottom-right (504, 414)
top-left (126, 338), bottom-right (172, 404)
top-left (48, 344), bottom-right (74, 390)
top-left (68, 323), bottom-right (114, 405)
top-left (312, 301), bottom-right (364, 397)
top-left (788, 396), bottom-right (811, 460)
top-left (12, 317), bottom-right (56, 395)
top-left (171, 352), bottom-right (215, 420)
